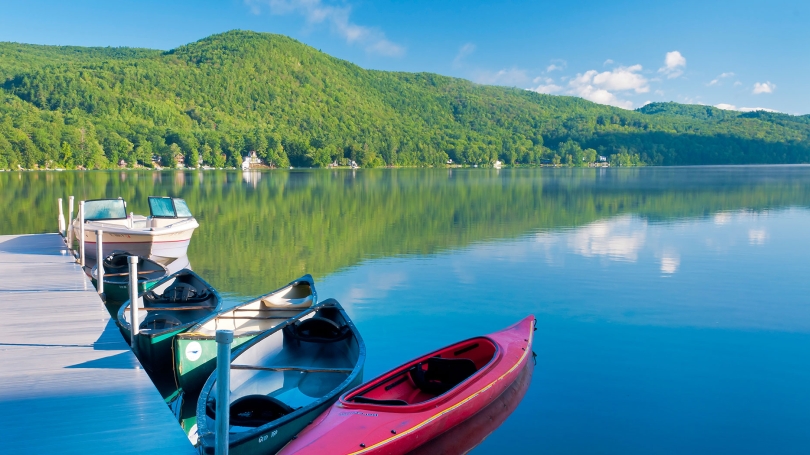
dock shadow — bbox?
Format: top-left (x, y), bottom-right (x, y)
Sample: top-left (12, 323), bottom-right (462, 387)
top-left (65, 351), bottom-right (139, 369)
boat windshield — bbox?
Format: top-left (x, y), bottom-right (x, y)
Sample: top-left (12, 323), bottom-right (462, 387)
top-left (83, 199), bottom-right (127, 221)
top-left (149, 197), bottom-right (193, 218)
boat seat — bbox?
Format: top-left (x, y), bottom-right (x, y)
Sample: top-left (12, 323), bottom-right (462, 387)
top-left (145, 283), bottom-right (210, 304)
top-left (206, 395), bottom-right (295, 427)
top-left (352, 396), bottom-right (408, 406)
top-left (289, 317), bottom-right (351, 343)
top-left (410, 357), bottom-right (478, 396)
top-left (139, 313), bottom-right (183, 331)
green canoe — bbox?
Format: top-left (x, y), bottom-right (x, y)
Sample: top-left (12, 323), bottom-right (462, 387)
top-left (91, 250), bottom-right (169, 303)
top-left (195, 299), bottom-right (365, 454)
top-left (174, 274), bottom-right (317, 396)
top-left (117, 269), bottom-right (222, 375)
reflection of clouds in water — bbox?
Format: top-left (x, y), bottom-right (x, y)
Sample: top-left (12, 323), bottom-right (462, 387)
top-left (567, 216), bottom-right (647, 262)
top-left (713, 212), bottom-right (731, 225)
top-left (345, 271), bottom-right (407, 302)
top-left (660, 253), bottom-right (680, 275)
top-left (749, 229), bottom-right (768, 245)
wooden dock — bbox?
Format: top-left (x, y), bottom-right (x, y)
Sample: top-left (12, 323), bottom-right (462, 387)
top-left (0, 234), bottom-right (197, 454)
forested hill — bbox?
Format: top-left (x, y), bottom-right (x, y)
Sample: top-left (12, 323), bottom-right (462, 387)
top-left (1, 30), bottom-right (809, 170)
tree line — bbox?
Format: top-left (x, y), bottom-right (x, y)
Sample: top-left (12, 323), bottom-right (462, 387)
top-left (1, 30), bottom-right (809, 170)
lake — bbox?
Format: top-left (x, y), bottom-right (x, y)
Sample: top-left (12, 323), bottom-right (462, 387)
top-left (2, 166), bottom-right (809, 454)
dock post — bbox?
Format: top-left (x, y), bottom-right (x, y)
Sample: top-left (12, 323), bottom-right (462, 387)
top-left (67, 196), bottom-right (74, 250)
top-left (128, 256), bottom-right (139, 353)
top-left (79, 201), bottom-right (85, 266)
top-left (215, 329), bottom-right (234, 455)
top-left (95, 230), bottom-right (104, 300)
top-left (58, 198), bottom-right (65, 236)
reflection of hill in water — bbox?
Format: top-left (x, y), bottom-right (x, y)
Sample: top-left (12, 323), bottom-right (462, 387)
top-left (2, 167), bottom-right (810, 296)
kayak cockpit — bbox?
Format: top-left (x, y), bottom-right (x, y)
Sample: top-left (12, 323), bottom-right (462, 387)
top-left (346, 337), bottom-right (497, 406)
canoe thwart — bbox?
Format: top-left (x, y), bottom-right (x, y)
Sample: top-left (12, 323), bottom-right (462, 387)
top-left (230, 365), bottom-right (354, 374)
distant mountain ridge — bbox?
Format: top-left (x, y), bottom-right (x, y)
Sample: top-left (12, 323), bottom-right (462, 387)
top-left (0, 30), bottom-right (808, 169)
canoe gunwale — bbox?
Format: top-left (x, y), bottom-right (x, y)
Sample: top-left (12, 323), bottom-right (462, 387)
top-left (183, 274), bottom-right (317, 335)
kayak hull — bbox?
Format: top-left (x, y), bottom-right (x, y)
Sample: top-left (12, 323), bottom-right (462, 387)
top-left (278, 316), bottom-right (536, 455)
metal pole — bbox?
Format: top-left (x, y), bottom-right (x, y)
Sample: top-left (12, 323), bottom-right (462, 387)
top-left (215, 330), bottom-right (233, 455)
top-left (68, 196), bottom-right (74, 250)
top-left (58, 198), bottom-right (65, 236)
top-left (95, 230), bottom-right (104, 298)
top-left (128, 256), bottom-right (139, 352)
top-left (79, 201), bottom-right (85, 266)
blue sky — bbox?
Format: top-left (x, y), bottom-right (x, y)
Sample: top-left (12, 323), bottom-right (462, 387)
top-left (0, 0), bottom-right (807, 114)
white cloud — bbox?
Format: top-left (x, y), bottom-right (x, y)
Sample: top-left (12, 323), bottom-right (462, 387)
top-left (658, 51), bottom-right (686, 79)
top-left (707, 72), bottom-right (735, 86)
top-left (566, 65), bottom-right (649, 109)
top-left (715, 104), bottom-right (779, 113)
top-left (655, 89), bottom-right (665, 96)
top-left (753, 81), bottom-right (776, 94)
top-left (715, 103), bottom-right (737, 110)
top-left (453, 43), bottom-right (476, 68)
top-left (247, 0), bottom-right (405, 56)
top-left (529, 79), bottom-right (563, 94)
top-left (733, 81), bottom-right (743, 87)
top-left (546, 60), bottom-right (567, 72)
top-left (474, 68), bottom-right (530, 86)
top-left (603, 59), bottom-right (614, 66)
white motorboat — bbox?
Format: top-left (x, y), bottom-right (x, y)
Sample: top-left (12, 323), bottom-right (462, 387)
top-left (71, 196), bottom-right (199, 263)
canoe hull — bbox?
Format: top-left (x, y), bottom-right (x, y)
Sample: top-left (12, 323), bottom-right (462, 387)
top-left (174, 333), bottom-right (258, 394)
top-left (92, 277), bottom-right (161, 303)
top-left (278, 316), bottom-right (536, 455)
top-left (208, 372), bottom-right (364, 455)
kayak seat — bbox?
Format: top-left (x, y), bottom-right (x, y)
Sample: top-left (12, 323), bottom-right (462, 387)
top-left (352, 396), bottom-right (408, 406)
top-left (139, 313), bottom-right (183, 331)
top-left (410, 357), bottom-right (478, 396)
top-left (206, 395), bottom-right (295, 428)
top-left (290, 317), bottom-right (351, 343)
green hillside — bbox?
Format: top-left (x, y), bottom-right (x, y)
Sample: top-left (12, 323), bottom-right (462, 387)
top-left (1, 30), bottom-right (809, 170)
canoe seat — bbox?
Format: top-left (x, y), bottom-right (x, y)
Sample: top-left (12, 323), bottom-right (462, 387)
top-left (352, 396), bottom-right (408, 406)
top-left (207, 395), bottom-right (294, 428)
top-left (410, 357), bottom-right (477, 396)
top-left (289, 317), bottom-right (351, 343)
top-left (144, 283), bottom-right (210, 304)
top-left (139, 313), bottom-right (182, 331)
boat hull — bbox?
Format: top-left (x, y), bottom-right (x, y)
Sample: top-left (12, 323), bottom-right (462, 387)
top-left (72, 221), bottom-right (196, 262)
top-left (278, 316), bottom-right (536, 455)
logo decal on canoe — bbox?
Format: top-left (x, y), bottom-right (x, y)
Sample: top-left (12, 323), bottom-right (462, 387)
top-left (339, 411), bottom-right (378, 417)
top-left (185, 341), bottom-right (202, 361)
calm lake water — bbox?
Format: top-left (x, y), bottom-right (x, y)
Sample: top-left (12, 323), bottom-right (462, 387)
top-left (2, 167), bottom-right (810, 454)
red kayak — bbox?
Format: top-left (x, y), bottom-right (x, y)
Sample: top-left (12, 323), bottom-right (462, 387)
top-left (278, 315), bottom-right (536, 455)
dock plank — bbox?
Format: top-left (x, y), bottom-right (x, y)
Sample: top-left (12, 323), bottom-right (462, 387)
top-left (0, 234), bottom-right (196, 454)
